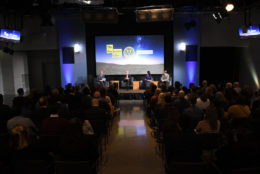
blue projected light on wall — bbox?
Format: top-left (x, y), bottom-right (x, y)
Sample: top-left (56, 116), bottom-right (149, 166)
top-left (63, 64), bottom-right (73, 84)
top-left (95, 35), bottom-right (164, 75)
top-left (186, 61), bottom-right (197, 85)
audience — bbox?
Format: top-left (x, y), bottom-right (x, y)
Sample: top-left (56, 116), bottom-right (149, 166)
top-left (1, 79), bottom-right (260, 174)
top-left (145, 80), bottom-right (260, 173)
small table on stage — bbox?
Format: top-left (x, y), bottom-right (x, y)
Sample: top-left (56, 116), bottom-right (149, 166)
top-left (152, 81), bottom-right (159, 87)
top-left (110, 80), bottom-right (120, 89)
top-left (133, 81), bottom-right (140, 90)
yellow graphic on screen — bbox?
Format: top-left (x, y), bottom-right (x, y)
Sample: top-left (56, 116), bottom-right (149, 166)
top-left (123, 46), bottom-right (135, 58)
top-left (112, 49), bottom-right (122, 58)
top-left (106, 44), bottom-right (113, 54)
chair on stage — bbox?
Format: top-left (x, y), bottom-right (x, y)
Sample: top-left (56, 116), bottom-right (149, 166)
top-left (121, 76), bottom-right (134, 89)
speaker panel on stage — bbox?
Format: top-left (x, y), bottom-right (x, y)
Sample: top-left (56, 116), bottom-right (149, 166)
top-left (186, 45), bottom-right (198, 61)
top-left (62, 47), bottom-right (74, 64)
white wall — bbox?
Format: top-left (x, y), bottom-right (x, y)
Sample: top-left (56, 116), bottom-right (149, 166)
top-left (58, 17), bottom-right (87, 87)
top-left (173, 15), bottom-right (200, 87)
top-left (12, 52), bottom-right (30, 94)
top-left (0, 15), bottom-right (58, 104)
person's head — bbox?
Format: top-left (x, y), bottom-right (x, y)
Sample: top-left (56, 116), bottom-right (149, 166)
top-left (204, 107), bottom-right (218, 130)
top-left (64, 117), bottom-right (82, 140)
top-left (163, 70), bottom-right (167, 75)
top-left (17, 88), bottom-right (24, 96)
top-left (154, 88), bottom-right (161, 96)
top-left (161, 84), bottom-right (167, 92)
top-left (10, 125), bottom-right (30, 150)
top-left (178, 90), bottom-right (185, 98)
top-left (165, 93), bottom-right (172, 103)
top-left (214, 91), bottom-right (225, 107)
top-left (52, 88), bottom-right (59, 96)
top-left (100, 87), bottom-right (107, 98)
top-left (100, 71), bottom-right (103, 76)
top-left (175, 81), bottom-right (181, 90)
top-left (202, 80), bottom-right (208, 87)
top-left (82, 86), bottom-right (91, 96)
top-left (125, 70), bottom-right (129, 75)
top-left (92, 91), bottom-right (101, 107)
top-left (147, 71), bottom-right (151, 76)
top-left (189, 95), bottom-right (197, 106)
top-left (49, 103), bottom-right (60, 115)
top-left (226, 82), bottom-right (233, 89)
top-left (38, 97), bottom-right (48, 107)
top-left (0, 94), bottom-right (3, 104)
top-left (93, 91), bottom-right (101, 98)
top-left (233, 81), bottom-right (240, 88)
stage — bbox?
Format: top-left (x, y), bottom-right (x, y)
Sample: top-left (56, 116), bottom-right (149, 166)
top-left (118, 89), bottom-right (145, 100)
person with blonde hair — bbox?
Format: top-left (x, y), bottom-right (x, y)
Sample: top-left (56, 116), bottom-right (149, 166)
top-left (9, 124), bottom-right (52, 161)
top-left (10, 124), bottom-right (30, 150)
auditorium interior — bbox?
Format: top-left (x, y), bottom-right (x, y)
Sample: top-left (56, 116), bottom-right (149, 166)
top-left (1, 0), bottom-right (260, 174)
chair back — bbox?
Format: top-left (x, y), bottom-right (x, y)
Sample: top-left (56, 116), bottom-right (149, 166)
top-left (55, 160), bottom-right (93, 174)
top-left (167, 161), bottom-right (206, 174)
top-left (12, 160), bottom-right (52, 174)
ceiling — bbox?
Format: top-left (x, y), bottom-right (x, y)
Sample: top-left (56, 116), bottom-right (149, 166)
top-left (1, 0), bottom-right (260, 15)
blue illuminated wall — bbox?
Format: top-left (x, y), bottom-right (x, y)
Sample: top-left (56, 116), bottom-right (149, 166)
top-left (58, 17), bottom-right (87, 87)
top-left (173, 15), bottom-right (200, 87)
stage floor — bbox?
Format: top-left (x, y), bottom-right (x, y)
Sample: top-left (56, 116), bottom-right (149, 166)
top-left (118, 89), bottom-right (145, 94)
top-left (118, 89), bottom-right (145, 100)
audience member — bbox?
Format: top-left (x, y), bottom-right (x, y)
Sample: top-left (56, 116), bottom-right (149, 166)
top-left (9, 124), bottom-right (51, 161)
top-left (7, 101), bottom-right (38, 136)
top-left (0, 94), bottom-right (13, 133)
top-left (195, 91), bottom-right (210, 111)
top-left (12, 88), bottom-right (25, 115)
top-left (174, 90), bottom-right (189, 113)
top-left (225, 95), bottom-right (251, 120)
top-left (41, 104), bottom-right (68, 135)
top-left (182, 95), bottom-right (203, 129)
top-left (195, 107), bottom-right (221, 134)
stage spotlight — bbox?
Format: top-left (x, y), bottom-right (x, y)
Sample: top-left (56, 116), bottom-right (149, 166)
top-left (225, 3), bottom-right (234, 12)
top-left (74, 43), bottom-right (81, 53)
top-left (212, 10), bottom-right (228, 23)
top-left (179, 42), bottom-right (186, 51)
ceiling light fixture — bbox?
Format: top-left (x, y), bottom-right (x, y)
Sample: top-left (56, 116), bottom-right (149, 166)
top-left (225, 3), bottom-right (234, 12)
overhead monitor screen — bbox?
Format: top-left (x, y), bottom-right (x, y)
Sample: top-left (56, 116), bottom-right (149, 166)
top-left (95, 35), bottom-right (164, 75)
top-left (239, 25), bottom-right (260, 38)
top-left (0, 29), bottom-right (21, 42)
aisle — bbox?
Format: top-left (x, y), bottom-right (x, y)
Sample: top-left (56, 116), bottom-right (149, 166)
top-left (99, 100), bottom-right (164, 174)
